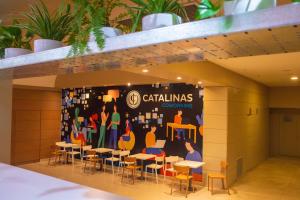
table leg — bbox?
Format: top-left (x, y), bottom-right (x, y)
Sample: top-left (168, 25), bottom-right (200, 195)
top-left (171, 127), bottom-right (174, 141)
top-left (194, 128), bottom-right (196, 143)
top-left (166, 126), bottom-right (168, 138)
top-left (138, 159), bottom-right (145, 180)
top-left (189, 129), bottom-right (191, 140)
top-left (188, 168), bottom-right (193, 191)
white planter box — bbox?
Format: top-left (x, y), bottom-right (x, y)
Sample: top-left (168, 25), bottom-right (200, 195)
top-left (142, 13), bottom-right (182, 31)
top-left (224, 0), bottom-right (276, 15)
top-left (89, 27), bottom-right (122, 42)
top-left (4, 48), bottom-right (32, 59)
top-left (34, 39), bottom-right (63, 52)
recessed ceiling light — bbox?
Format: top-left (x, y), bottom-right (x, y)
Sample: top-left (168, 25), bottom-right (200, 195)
top-left (127, 82), bottom-right (131, 86)
top-left (142, 69), bottom-right (149, 73)
top-left (177, 76), bottom-right (182, 80)
top-left (290, 76), bottom-right (299, 81)
top-left (198, 81), bottom-right (203, 85)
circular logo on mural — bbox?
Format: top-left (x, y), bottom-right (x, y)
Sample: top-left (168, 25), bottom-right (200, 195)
top-left (126, 90), bottom-right (141, 109)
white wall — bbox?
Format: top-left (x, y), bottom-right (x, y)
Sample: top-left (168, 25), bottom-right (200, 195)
top-left (0, 78), bottom-right (12, 164)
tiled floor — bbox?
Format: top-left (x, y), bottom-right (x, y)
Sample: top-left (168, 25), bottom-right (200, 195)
top-left (20, 157), bottom-right (300, 200)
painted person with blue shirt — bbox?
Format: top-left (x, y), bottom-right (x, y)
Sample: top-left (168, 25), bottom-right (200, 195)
top-left (185, 140), bottom-right (202, 174)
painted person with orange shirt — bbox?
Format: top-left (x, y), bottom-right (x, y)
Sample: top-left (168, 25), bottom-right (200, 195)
top-left (174, 110), bottom-right (185, 141)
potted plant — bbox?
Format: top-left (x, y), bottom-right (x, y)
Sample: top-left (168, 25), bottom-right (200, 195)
top-left (18, 0), bottom-right (74, 52)
top-left (223, 0), bottom-right (276, 16)
top-left (129, 0), bottom-right (189, 32)
top-left (0, 22), bottom-right (32, 59)
top-left (69, 0), bottom-right (130, 56)
top-left (195, 0), bottom-right (221, 20)
top-left (292, 0), bottom-right (300, 3)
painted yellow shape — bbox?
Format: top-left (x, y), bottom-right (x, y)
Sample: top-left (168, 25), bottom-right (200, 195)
top-left (118, 131), bottom-right (135, 151)
top-left (103, 95), bottom-right (113, 103)
top-left (108, 90), bottom-right (120, 101)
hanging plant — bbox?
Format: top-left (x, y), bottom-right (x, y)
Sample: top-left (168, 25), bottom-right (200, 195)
top-left (68, 0), bottom-right (106, 56)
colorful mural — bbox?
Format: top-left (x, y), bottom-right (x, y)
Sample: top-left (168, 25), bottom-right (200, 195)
top-left (61, 83), bottom-right (204, 177)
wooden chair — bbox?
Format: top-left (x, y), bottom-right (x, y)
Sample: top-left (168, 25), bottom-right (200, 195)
top-left (48, 145), bottom-right (65, 165)
top-left (164, 156), bottom-right (179, 180)
top-left (104, 150), bottom-right (121, 174)
top-left (121, 157), bottom-right (141, 184)
top-left (83, 150), bottom-right (102, 172)
top-left (145, 156), bottom-right (164, 184)
top-left (170, 165), bottom-right (194, 198)
top-left (207, 161), bottom-right (230, 194)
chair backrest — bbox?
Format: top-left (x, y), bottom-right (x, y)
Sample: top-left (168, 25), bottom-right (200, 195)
top-left (124, 157), bottom-right (136, 163)
top-left (220, 161), bottom-right (229, 176)
top-left (165, 156), bottom-right (179, 163)
top-left (86, 150), bottom-right (96, 157)
top-left (174, 165), bottom-right (190, 176)
top-left (82, 145), bottom-right (92, 151)
top-left (119, 150), bottom-right (130, 157)
top-left (112, 150), bottom-right (120, 156)
top-left (155, 156), bottom-right (164, 164)
top-left (50, 145), bottom-right (59, 152)
top-left (55, 141), bottom-right (65, 146)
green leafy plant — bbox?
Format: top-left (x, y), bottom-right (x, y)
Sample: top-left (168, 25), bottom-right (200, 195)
top-left (195, 0), bottom-right (221, 20)
top-left (68, 0), bottom-right (106, 56)
top-left (292, 0), bottom-right (300, 2)
top-left (0, 22), bottom-right (32, 58)
top-left (18, 0), bottom-right (74, 41)
top-left (129, 0), bottom-right (189, 32)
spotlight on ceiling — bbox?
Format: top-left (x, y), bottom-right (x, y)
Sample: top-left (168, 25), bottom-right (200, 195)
top-left (142, 69), bottom-right (149, 73)
top-left (290, 76), bottom-right (299, 81)
top-left (198, 81), bottom-right (203, 85)
top-left (176, 76), bottom-right (182, 80)
top-left (127, 82), bottom-right (131, 86)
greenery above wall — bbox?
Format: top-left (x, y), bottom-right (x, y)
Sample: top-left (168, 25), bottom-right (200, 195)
top-left (195, 0), bottom-right (221, 20)
top-left (18, 0), bottom-right (74, 41)
top-left (0, 22), bottom-right (32, 58)
top-left (68, 0), bottom-right (106, 56)
top-left (129, 0), bottom-right (189, 32)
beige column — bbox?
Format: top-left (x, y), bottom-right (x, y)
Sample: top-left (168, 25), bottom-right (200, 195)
top-left (0, 78), bottom-right (12, 164)
top-left (203, 86), bottom-right (228, 187)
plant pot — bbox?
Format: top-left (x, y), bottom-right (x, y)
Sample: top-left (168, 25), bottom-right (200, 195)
top-left (4, 48), bottom-right (32, 59)
top-left (142, 13), bottom-right (182, 31)
top-left (224, 0), bottom-right (276, 15)
top-left (89, 27), bottom-right (122, 42)
top-left (34, 39), bottom-right (63, 52)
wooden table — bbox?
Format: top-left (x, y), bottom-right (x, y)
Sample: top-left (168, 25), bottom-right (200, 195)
top-left (130, 153), bottom-right (156, 180)
top-left (166, 123), bottom-right (197, 143)
top-left (175, 160), bottom-right (205, 191)
top-left (56, 142), bottom-right (80, 164)
top-left (93, 148), bottom-right (114, 154)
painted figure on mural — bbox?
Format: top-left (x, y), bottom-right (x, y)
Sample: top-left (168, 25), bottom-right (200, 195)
top-left (185, 140), bottom-right (202, 176)
top-left (108, 104), bottom-right (120, 149)
top-left (97, 105), bottom-right (109, 148)
top-left (119, 119), bottom-right (132, 150)
top-left (145, 125), bottom-right (162, 154)
top-left (87, 114), bottom-right (98, 144)
top-left (174, 110), bottom-right (185, 141)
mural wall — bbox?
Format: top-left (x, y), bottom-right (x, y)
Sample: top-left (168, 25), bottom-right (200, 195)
top-left (61, 83), bottom-right (203, 176)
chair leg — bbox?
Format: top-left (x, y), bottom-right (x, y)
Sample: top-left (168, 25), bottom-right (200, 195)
top-left (121, 167), bottom-right (125, 182)
top-left (211, 178), bottom-right (214, 193)
top-left (48, 156), bottom-right (51, 165)
top-left (112, 162), bottom-right (114, 175)
top-left (208, 176), bottom-right (210, 191)
top-left (170, 180), bottom-right (173, 195)
top-left (185, 180), bottom-right (189, 198)
top-left (145, 167), bottom-right (147, 182)
top-left (180, 180), bottom-right (182, 191)
top-left (222, 178), bottom-right (225, 189)
top-left (132, 169), bottom-right (135, 184)
top-left (155, 169), bottom-right (158, 184)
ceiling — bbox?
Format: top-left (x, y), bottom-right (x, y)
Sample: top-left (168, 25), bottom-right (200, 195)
top-left (210, 52), bottom-right (300, 87)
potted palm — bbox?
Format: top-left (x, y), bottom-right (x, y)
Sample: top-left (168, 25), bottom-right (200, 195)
top-left (0, 22), bottom-right (32, 59)
top-left (18, 0), bottom-right (74, 52)
top-left (129, 0), bottom-right (189, 31)
top-left (195, 0), bottom-right (221, 20)
top-left (223, 0), bottom-right (276, 15)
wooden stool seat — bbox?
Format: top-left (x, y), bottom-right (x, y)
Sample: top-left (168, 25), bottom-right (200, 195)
top-left (207, 161), bottom-right (230, 195)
